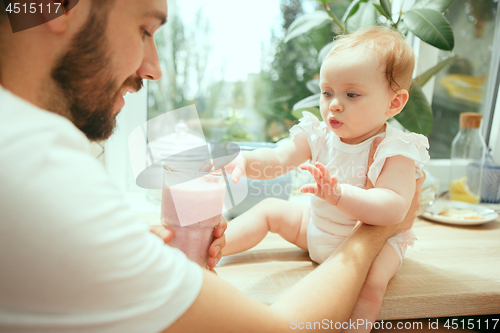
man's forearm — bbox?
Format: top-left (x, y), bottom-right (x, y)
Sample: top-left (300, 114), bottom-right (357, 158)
top-left (166, 222), bottom-right (406, 333)
top-left (270, 223), bottom-right (391, 329)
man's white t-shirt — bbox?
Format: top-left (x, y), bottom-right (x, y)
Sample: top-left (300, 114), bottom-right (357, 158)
top-left (0, 86), bottom-right (203, 333)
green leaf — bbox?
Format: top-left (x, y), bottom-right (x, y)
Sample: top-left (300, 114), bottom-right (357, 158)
top-left (414, 54), bottom-right (458, 87)
top-left (413, 0), bottom-right (454, 13)
top-left (346, 1), bottom-right (377, 32)
top-left (306, 79), bottom-right (321, 94)
top-left (403, 9), bottom-right (454, 51)
top-left (373, 4), bottom-right (391, 20)
top-left (341, 0), bottom-right (368, 23)
top-left (270, 95), bottom-right (293, 104)
top-left (381, 0), bottom-right (392, 17)
top-left (284, 11), bottom-right (332, 43)
top-left (292, 93), bottom-right (321, 110)
top-left (292, 107), bottom-right (322, 120)
top-left (395, 81), bottom-right (433, 135)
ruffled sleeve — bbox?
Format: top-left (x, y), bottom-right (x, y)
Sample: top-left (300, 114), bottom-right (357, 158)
top-left (289, 111), bottom-right (326, 162)
top-left (367, 132), bottom-right (430, 185)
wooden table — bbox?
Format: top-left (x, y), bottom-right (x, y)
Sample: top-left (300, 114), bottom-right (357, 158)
top-left (217, 217), bottom-right (500, 320)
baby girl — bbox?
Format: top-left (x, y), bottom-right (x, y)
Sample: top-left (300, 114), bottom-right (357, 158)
top-left (218, 26), bottom-right (429, 331)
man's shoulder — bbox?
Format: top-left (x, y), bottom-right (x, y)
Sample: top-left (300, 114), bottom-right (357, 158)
top-left (0, 86), bottom-right (88, 152)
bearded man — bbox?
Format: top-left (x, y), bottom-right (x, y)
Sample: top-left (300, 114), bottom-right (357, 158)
top-left (0, 1), bottom-right (425, 333)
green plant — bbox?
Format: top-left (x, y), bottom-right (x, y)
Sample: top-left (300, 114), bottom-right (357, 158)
top-left (222, 109), bottom-right (253, 142)
top-left (254, 0), bottom-right (340, 142)
top-left (286, 0), bottom-right (458, 135)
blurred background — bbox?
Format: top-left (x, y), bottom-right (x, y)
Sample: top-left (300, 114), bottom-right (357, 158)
top-left (101, 0), bottom-right (500, 199)
top-left (148, 0), bottom-right (346, 143)
top-left (147, 0), bottom-right (499, 158)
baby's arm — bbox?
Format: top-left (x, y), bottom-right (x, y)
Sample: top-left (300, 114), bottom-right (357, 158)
top-left (302, 156), bottom-right (415, 225)
top-left (338, 155), bottom-right (416, 225)
top-left (227, 132), bottom-right (312, 183)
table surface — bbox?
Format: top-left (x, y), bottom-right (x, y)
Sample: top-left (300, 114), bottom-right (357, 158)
top-left (216, 216), bottom-right (500, 320)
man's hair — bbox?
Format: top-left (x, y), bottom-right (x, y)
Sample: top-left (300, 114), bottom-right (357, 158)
top-left (0, 1), bottom-right (6, 23)
top-left (0, 0), bottom-right (115, 23)
top-left (0, 0), bottom-right (116, 61)
top-left (91, 0), bottom-right (116, 9)
top-left (326, 26), bottom-right (415, 92)
top-left (0, 2), bottom-right (6, 75)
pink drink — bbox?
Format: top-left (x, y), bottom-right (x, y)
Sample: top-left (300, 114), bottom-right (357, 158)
top-left (161, 169), bottom-right (226, 268)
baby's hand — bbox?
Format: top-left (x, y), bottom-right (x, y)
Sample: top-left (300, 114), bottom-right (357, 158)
top-left (207, 218), bottom-right (227, 273)
top-left (200, 153), bottom-right (247, 184)
top-left (300, 162), bottom-right (341, 206)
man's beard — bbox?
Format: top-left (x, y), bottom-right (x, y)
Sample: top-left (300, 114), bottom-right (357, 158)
top-left (51, 9), bottom-right (143, 141)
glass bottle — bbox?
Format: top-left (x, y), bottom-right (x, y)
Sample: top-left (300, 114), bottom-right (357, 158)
top-left (449, 113), bottom-right (486, 203)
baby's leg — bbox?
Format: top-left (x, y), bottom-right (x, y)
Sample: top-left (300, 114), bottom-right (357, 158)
top-left (344, 242), bottom-right (401, 333)
top-left (222, 198), bottom-right (310, 256)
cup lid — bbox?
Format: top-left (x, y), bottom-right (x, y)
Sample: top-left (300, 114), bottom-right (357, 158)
top-left (148, 122), bottom-right (207, 160)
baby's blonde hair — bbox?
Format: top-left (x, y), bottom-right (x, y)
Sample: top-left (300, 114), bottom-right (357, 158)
top-left (325, 26), bottom-right (415, 92)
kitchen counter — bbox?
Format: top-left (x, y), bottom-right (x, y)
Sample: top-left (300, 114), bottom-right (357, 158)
top-left (136, 192), bottom-right (500, 320)
top-left (216, 216), bottom-right (500, 320)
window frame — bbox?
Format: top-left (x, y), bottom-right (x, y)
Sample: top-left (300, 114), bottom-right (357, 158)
top-left (105, 81), bottom-right (149, 194)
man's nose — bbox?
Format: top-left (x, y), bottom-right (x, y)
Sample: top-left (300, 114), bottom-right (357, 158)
top-left (137, 39), bottom-right (162, 81)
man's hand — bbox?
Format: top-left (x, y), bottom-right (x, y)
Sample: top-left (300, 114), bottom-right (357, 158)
top-left (391, 174), bottom-right (424, 235)
top-left (299, 162), bottom-right (341, 206)
top-left (149, 225), bottom-right (174, 243)
top-left (149, 218), bottom-right (227, 272)
top-left (365, 137), bottom-right (383, 190)
top-left (364, 137), bottom-right (424, 236)
top-left (207, 219), bottom-right (227, 271)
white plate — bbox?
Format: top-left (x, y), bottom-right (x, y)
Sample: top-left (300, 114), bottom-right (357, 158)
top-left (422, 199), bottom-right (498, 226)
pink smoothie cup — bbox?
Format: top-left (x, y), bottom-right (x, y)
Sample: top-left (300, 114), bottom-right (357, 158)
top-left (161, 166), bottom-right (226, 268)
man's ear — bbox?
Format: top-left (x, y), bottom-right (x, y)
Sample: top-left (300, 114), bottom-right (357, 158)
top-left (386, 89), bottom-right (409, 118)
top-left (43, 0), bottom-right (78, 34)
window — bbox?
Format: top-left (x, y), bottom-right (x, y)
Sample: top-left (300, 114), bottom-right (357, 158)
top-left (106, 0), bottom-right (500, 195)
top-left (147, 0), bottom-right (326, 143)
top-left (425, 0), bottom-right (500, 158)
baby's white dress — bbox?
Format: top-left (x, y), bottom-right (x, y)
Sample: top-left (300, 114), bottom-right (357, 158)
top-left (290, 111), bottom-right (430, 264)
